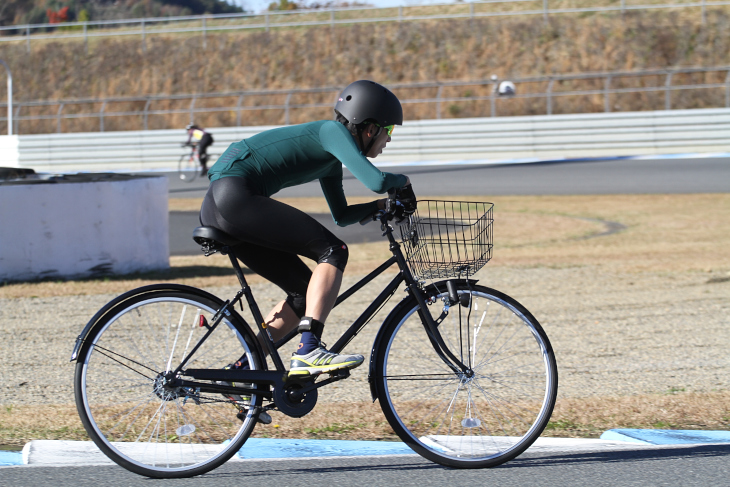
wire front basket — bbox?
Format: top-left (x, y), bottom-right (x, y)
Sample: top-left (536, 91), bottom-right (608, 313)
top-left (399, 200), bottom-right (493, 281)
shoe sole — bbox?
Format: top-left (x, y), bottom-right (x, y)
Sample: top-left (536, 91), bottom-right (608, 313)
top-left (288, 359), bottom-right (363, 376)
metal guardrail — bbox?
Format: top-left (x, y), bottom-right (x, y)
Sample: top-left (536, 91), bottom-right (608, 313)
top-left (7, 107), bottom-right (730, 173)
top-left (0, 0), bottom-right (729, 52)
top-left (2, 67), bottom-right (730, 135)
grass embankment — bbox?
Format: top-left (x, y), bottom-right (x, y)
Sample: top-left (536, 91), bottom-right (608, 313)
top-left (3, 8), bottom-right (730, 133)
top-left (1, 194), bottom-right (729, 446)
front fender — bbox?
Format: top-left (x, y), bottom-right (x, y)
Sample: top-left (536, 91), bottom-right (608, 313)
top-left (367, 278), bottom-right (478, 402)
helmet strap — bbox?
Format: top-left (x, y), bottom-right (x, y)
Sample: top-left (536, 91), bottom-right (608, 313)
top-left (357, 124), bottom-right (382, 157)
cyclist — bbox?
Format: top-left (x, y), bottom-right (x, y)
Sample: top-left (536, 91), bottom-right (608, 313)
top-left (184, 124), bottom-right (214, 175)
top-left (199, 80), bottom-right (416, 378)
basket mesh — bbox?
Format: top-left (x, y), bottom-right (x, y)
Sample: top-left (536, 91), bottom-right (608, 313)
top-left (399, 200), bottom-right (493, 281)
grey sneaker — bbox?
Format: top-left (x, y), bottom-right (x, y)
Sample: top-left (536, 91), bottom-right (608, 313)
top-left (289, 347), bottom-right (364, 376)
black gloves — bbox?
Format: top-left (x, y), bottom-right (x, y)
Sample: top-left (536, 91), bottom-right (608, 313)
top-left (386, 184), bottom-right (417, 222)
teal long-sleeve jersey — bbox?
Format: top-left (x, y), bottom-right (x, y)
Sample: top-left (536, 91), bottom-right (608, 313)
top-left (208, 120), bottom-right (408, 226)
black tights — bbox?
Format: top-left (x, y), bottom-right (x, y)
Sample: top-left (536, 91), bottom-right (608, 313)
top-left (199, 176), bottom-right (348, 315)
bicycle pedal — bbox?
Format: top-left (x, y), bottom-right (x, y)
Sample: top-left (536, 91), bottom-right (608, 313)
top-left (236, 408), bottom-right (273, 425)
top-left (328, 369), bottom-right (351, 379)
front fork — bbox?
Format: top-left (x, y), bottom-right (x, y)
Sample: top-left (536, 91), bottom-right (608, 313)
top-left (384, 221), bottom-right (471, 375)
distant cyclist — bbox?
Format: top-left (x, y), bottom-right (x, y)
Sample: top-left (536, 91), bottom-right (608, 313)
top-left (199, 80), bottom-right (415, 377)
top-left (184, 124), bottom-right (214, 175)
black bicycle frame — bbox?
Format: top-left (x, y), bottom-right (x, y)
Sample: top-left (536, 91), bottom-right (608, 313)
top-left (179, 214), bottom-right (471, 395)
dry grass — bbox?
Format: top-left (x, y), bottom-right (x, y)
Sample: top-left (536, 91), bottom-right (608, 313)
top-left (3, 193), bottom-right (729, 299)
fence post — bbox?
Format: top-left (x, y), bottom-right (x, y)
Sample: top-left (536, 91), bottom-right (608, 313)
top-left (330, 9), bottom-right (335, 28)
top-left (546, 78), bottom-right (554, 115)
top-left (285, 92), bottom-right (292, 125)
top-left (100, 101), bottom-right (106, 132)
top-left (13, 104), bottom-right (20, 135)
top-left (436, 85), bottom-right (443, 119)
top-left (604, 75), bottom-right (612, 112)
top-left (265, 12), bottom-right (270, 33)
top-left (202, 16), bottom-right (207, 50)
top-left (189, 95), bottom-right (197, 125)
top-left (141, 20), bottom-right (146, 53)
top-left (702, 0), bottom-right (707, 25)
top-left (665, 71), bottom-right (673, 110)
top-left (470, 2), bottom-right (474, 19)
top-left (26, 26), bottom-right (31, 53)
top-left (143, 99), bottom-right (151, 130)
top-left (83, 22), bottom-right (88, 54)
top-left (236, 94), bottom-right (244, 126)
top-left (543, 0), bottom-right (549, 23)
top-left (0, 59), bottom-right (12, 136)
top-left (56, 103), bottom-right (64, 133)
top-left (621, 0), bottom-right (625, 15)
top-left (398, 6), bottom-right (403, 23)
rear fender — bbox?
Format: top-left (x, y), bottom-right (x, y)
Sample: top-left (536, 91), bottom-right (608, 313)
top-left (70, 283), bottom-right (264, 365)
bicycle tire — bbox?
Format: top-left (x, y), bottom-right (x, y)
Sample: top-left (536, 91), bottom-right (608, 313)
top-left (74, 287), bottom-right (264, 478)
top-left (178, 153), bottom-right (198, 182)
top-left (373, 281), bottom-right (558, 468)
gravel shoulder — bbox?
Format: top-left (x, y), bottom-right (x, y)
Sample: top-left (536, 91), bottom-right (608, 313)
top-left (1, 265), bottom-right (728, 407)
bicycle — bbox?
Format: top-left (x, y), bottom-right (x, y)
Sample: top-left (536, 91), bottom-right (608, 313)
top-left (178, 144), bottom-right (202, 182)
top-left (71, 199), bottom-right (558, 478)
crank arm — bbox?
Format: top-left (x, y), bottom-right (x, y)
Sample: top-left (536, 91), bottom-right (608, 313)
top-left (290, 370), bottom-right (351, 396)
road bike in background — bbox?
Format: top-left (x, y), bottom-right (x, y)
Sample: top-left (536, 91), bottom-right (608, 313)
top-left (177, 144), bottom-right (213, 182)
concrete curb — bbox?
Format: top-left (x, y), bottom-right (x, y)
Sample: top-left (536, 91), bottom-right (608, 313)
top-left (600, 429), bottom-right (730, 445)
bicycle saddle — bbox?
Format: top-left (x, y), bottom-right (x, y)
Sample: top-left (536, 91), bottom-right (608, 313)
top-left (192, 226), bottom-right (240, 249)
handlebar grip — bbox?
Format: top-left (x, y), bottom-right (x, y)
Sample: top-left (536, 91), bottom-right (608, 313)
top-left (360, 210), bottom-right (385, 225)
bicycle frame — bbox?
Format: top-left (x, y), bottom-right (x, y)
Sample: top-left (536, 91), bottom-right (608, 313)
top-left (176, 213), bottom-right (471, 402)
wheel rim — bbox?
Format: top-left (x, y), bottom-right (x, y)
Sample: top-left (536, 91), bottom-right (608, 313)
top-left (382, 289), bottom-right (556, 463)
top-left (79, 296), bottom-right (258, 473)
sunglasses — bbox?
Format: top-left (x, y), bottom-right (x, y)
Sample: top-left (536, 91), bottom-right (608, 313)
top-left (373, 122), bottom-right (395, 137)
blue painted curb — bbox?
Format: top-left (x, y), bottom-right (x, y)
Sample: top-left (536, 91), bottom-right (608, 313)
top-left (601, 429), bottom-right (730, 445)
top-left (0, 450), bottom-right (23, 466)
top-left (237, 438), bottom-right (414, 459)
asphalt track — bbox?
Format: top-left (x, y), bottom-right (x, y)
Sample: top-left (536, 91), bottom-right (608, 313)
top-left (3, 442), bottom-right (730, 486)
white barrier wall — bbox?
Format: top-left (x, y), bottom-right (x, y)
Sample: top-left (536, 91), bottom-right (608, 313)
top-left (0, 175), bottom-right (169, 282)
top-left (0, 135), bottom-right (19, 167)
top-left (1, 108), bottom-right (729, 173)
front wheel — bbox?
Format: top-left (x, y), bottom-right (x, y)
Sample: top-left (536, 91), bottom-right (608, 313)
top-left (74, 288), bottom-right (264, 478)
top-left (374, 282), bottom-right (558, 468)
top-left (178, 153), bottom-right (198, 182)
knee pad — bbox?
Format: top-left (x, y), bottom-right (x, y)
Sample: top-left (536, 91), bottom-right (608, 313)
top-left (318, 244), bottom-right (349, 272)
top-left (285, 293), bottom-right (307, 318)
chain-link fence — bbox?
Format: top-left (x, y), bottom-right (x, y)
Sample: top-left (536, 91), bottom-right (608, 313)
top-left (3, 66), bottom-right (729, 135)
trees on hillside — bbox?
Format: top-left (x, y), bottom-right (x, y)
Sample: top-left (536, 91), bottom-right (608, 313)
top-left (0, 0), bottom-right (245, 27)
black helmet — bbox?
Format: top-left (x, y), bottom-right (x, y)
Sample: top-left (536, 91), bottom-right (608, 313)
top-left (334, 80), bottom-right (403, 126)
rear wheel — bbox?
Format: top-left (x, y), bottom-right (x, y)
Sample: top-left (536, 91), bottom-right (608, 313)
top-left (374, 281), bottom-right (558, 468)
top-left (74, 288), bottom-right (263, 478)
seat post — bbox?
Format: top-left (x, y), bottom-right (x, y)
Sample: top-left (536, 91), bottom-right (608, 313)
top-left (225, 249), bottom-right (248, 289)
